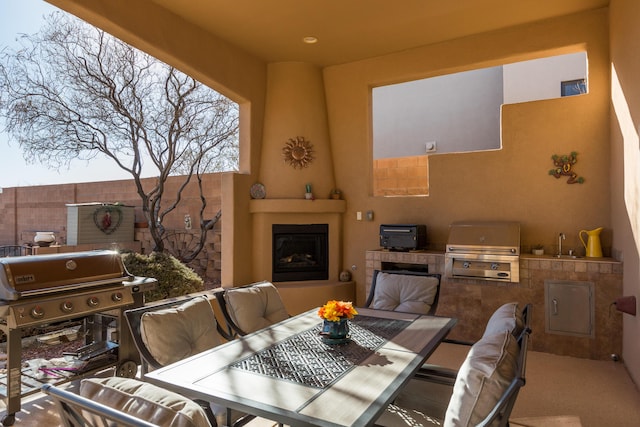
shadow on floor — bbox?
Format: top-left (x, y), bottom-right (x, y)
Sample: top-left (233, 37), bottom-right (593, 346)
top-left (2, 345), bottom-right (639, 427)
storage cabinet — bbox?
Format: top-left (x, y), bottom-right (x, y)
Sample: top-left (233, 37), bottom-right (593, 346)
top-left (544, 280), bottom-right (594, 338)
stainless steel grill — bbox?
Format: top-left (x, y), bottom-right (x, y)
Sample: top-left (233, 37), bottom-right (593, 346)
top-left (0, 250), bottom-right (156, 426)
top-left (444, 221), bottom-right (520, 283)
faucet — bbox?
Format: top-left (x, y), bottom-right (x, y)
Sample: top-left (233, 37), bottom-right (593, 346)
top-left (558, 233), bottom-right (566, 256)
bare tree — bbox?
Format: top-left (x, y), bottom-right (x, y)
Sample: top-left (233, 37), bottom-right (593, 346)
top-left (0, 12), bottom-right (239, 262)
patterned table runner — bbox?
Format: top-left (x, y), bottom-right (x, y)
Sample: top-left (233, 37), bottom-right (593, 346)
top-left (231, 315), bottom-right (410, 388)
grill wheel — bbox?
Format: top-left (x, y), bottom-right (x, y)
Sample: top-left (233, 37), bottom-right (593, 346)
top-left (116, 359), bottom-right (138, 378)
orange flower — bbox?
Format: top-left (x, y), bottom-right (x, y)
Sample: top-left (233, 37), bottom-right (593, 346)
top-left (318, 300), bottom-right (358, 322)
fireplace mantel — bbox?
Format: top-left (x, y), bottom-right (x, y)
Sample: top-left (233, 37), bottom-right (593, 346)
top-left (249, 199), bottom-right (346, 214)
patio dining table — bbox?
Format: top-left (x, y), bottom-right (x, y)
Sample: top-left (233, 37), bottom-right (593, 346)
top-left (144, 307), bottom-right (457, 427)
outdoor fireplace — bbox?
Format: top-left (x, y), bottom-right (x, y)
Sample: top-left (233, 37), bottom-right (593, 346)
top-left (272, 224), bottom-right (329, 282)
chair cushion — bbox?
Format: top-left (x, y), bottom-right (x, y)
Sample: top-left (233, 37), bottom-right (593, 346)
top-left (224, 281), bottom-right (289, 334)
top-left (444, 331), bottom-right (519, 427)
top-left (372, 272), bottom-right (439, 314)
top-left (80, 377), bottom-right (212, 427)
top-left (140, 296), bottom-right (222, 366)
top-left (482, 302), bottom-right (524, 338)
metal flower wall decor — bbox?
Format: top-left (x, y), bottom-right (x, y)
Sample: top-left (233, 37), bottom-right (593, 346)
top-left (283, 136), bottom-right (314, 169)
top-left (549, 151), bottom-right (584, 184)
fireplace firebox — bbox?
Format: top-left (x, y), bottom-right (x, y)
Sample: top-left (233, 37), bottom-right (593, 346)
top-left (272, 224), bottom-right (328, 282)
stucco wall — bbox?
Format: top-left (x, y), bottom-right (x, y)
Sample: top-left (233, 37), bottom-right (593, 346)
top-left (609, 0), bottom-right (640, 387)
top-left (324, 8), bottom-right (611, 304)
top-left (372, 66), bottom-right (503, 157)
top-left (41, 1), bottom-right (640, 373)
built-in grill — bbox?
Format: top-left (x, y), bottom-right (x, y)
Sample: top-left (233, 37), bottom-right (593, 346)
top-left (0, 250), bottom-right (156, 425)
top-left (445, 221), bottom-right (520, 283)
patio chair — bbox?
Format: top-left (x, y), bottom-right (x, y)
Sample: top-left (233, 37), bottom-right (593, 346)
top-left (364, 270), bottom-right (441, 315)
top-left (376, 303), bottom-right (532, 427)
top-left (42, 377), bottom-right (213, 427)
top-left (420, 302), bottom-right (531, 382)
top-left (124, 295), bottom-right (253, 427)
top-left (124, 295), bottom-right (227, 375)
top-left (215, 281), bottom-right (289, 339)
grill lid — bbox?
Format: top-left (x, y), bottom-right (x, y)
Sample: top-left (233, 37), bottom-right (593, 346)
top-left (0, 250), bottom-right (132, 300)
top-left (446, 221), bottom-right (520, 255)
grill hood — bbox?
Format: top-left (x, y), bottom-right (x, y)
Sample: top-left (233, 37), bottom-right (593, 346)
top-left (445, 221), bottom-right (520, 282)
top-left (446, 221), bottom-right (520, 255)
top-left (0, 250), bottom-right (132, 300)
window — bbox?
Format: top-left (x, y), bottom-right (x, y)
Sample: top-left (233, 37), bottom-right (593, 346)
top-left (561, 79), bottom-right (588, 97)
top-left (372, 52), bottom-right (588, 196)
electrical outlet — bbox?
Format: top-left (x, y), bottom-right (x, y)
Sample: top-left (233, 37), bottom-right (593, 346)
top-left (425, 141), bottom-right (437, 153)
top-left (356, 211), bottom-right (362, 221)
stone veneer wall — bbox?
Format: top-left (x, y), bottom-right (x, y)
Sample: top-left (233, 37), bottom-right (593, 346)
top-left (134, 228), bottom-right (222, 284)
top-left (366, 250), bottom-right (624, 361)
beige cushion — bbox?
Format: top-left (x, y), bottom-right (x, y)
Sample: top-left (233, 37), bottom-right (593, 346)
top-left (80, 377), bottom-right (212, 427)
top-left (141, 296), bottom-right (222, 366)
top-left (372, 272), bottom-right (439, 314)
top-left (482, 302), bottom-right (524, 338)
top-left (444, 331), bottom-right (519, 427)
top-left (224, 281), bottom-right (289, 334)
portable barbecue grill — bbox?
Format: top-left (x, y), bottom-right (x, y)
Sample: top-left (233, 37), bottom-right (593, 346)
top-left (0, 250), bottom-right (156, 426)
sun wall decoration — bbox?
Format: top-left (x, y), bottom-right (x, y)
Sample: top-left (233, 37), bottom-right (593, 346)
top-left (283, 136), bottom-right (314, 169)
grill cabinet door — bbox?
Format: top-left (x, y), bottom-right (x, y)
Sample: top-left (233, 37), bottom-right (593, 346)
top-left (545, 280), bottom-right (594, 337)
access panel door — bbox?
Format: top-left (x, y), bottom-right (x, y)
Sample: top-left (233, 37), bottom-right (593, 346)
top-left (545, 280), bottom-right (594, 338)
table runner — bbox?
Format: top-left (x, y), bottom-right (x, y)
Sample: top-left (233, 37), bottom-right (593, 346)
top-left (231, 315), bottom-right (410, 388)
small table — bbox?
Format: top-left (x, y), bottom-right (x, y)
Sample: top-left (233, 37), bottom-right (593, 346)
top-left (145, 307), bottom-right (457, 427)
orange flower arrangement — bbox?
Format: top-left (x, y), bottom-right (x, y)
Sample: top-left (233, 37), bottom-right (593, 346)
top-left (318, 300), bottom-right (358, 322)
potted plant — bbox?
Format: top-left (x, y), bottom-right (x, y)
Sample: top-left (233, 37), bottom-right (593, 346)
top-left (330, 188), bottom-right (342, 200)
top-left (305, 183), bottom-right (314, 200)
top-left (318, 300), bottom-right (358, 342)
top-left (532, 244), bottom-right (544, 255)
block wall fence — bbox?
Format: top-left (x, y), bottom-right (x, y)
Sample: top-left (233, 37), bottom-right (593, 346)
top-left (0, 174), bottom-right (223, 284)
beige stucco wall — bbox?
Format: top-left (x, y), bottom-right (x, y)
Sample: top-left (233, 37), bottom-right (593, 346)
top-left (259, 62), bottom-right (336, 199)
top-left (609, 0), bottom-right (640, 386)
top-left (324, 8), bottom-right (611, 303)
top-left (48, 1), bottom-right (612, 297)
top-left (44, 1), bottom-right (640, 374)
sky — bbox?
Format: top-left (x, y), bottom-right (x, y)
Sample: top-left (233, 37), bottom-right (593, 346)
top-left (0, 0), bottom-right (142, 188)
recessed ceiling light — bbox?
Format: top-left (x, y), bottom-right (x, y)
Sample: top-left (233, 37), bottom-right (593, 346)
top-left (303, 36), bottom-right (318, 44)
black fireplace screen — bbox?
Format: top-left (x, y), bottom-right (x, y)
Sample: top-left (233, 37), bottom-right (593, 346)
top-left (272, 224), bottom-right (328, 282)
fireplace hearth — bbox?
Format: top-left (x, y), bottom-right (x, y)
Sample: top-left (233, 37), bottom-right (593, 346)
top-left (272, 224), bottom-right (328, 282)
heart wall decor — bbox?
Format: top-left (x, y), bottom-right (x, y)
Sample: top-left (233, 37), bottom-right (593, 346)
top-left (93, 206), bottom-right (123, 234)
